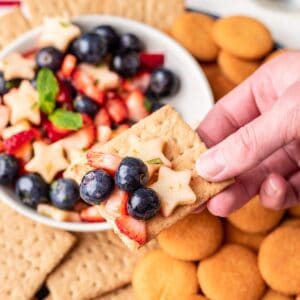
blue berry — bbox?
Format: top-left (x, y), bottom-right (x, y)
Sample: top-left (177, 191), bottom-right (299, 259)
top-left (151, 101), bottom-right (165, 112)
top-left (74, 95), bottom-right (99, 118)
top-left (80, 170), bottom-right (114, 205)
top-left (36, 47), bottom-right (63, 71)
top-left (115, 157), bottom-right (149, 192)
top-left (0, 153), bottom-right (19, 185)
top-left (111, 51), bottom-right (140, 77)
top-left (119, 33), bottom-right (144, 53)
top-left (93, 25), bottom-right (119, 52)
top-left (0, 72), bottom-right (7, 95)
top-left (127, 187), bottom-right (160, 220)
top-left (148, 68), bottom-right (179, 99)
top-left (50, 178), bottom-right (79, 210)
top-left (70, 33), bottom-right (108, 64)
top-left (15, 173), bottom-right (49, 208)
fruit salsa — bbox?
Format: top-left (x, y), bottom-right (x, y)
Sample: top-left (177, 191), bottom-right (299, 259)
top-left (0, 17), bottom-right (180, 223)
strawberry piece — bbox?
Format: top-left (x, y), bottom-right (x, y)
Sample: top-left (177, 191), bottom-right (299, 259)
top-left (122, 72), bottom-right (151, 93)
top-left (56, 80), bottom-right (75, 105)
top-left (4, 128), bottom-right (39, 154)
top-left (111, 124), bottom-right (130, 138)
top-left (81, 113), bottom-right (93, 126)
top-left (72, 68), bottom-right (94, 91)
top-left (43, 121), bottom-right (72, 142)
top-left (80, 206), bottom-right (105, 222)
top-left (0, 141), bottom-right (4, 153)
top-left (61, 54), bottom-right (77, 78)
top-left (125, 90), bottom-right (149, 122)
top-left (94, 108), bottom-right (112, 127)
top-left (96, 125), bottom-right (112, 144)
top-left (140, 53), bottom-right (164, 70)
top-left (105, 98), bottom-right (128, 124)
top-left (22, 48), bottom-right (38, 59)
top-left (115, 215), bottom-right (147, 245)
top-left (105, 188), bottom-right (129, 216)
top-left (87, 152), bottom-right (121, 175)
top-left (14, 143), bottom-right (32, 162)
top-left (84, 84), bottom-right (105, 104)
top-left (74, 201), bottom-right (89, 212)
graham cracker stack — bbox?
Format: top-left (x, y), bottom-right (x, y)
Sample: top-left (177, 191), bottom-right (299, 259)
top-left (0, 202), bottom-right (76, 300)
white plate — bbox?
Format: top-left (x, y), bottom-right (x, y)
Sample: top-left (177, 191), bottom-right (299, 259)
top-left (0, 15), bottom-right (213, 232)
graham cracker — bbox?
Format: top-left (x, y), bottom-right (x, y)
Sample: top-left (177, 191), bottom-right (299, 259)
top-left (0, 202), bottom-right (76, 300)
top-left (46, 231), bottom-right (157, 300)
top-left (144, 0), bottom-right (184, 31)
top-left (24, 0), bottom-right (72, 25)
top-left (96, 105), bottom-right (232, 242)
top-left (96, 285), bottom-right (133, 300)
top-left (0, 8), bottom-right (32, 50)
top-left (67, 0), bottom-right (107, 16)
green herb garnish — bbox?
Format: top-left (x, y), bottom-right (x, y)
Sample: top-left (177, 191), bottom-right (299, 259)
top-left (49, 109), bottom-right (83, 130)
top-left (144, 98), bottom-right (152, 112)
top-left (147, 158), bottom-right (163, 165)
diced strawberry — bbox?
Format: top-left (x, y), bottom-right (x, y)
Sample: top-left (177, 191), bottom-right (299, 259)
top-left (105, 188), bottom-right (129, 216)
top-left (14, 143), bottom-right (32, 162)
top-left (61, 54), bottom-right (77, 78)
top-left (81, 113), bottom-right (93, 126)
top-left (72, 68), bottom-right (94, 91)
top-left (125, 90), bottom-right (150, 122)
top-left (80, 206), bottom-right (105, 222)
top-left (22, 48), bottom-right (38, 59)
top-left (3, 128), bottom-right (39, 154)
top-left (111, 124), bottom-right (130, 138)
top-left (122, 72), bottom-right (151, 93)
top-left (74, 201), bottom-right (89, 212)
top-left (140, 53), bottom-right (164, 70)
top-left (56, 80), bottom-right (75, 105)
top-left (115, 215), bottom-right (147, 245)
top-left (94, 108), bottom-right (111, 127)
top-left (84, 85), bottom-right (105, 105)
top-left (0, 141), bottom-right (4, 153)
top-left (87, 152), bottom-right (121, 175)
top-left (0, 105), bottom-right (10, 130)
top-left (43, 121), bottom-right (72, 142)
top-left (105, 98), bottom-right (128, 124)
top-left (96, 125), bottom-right (112, 144)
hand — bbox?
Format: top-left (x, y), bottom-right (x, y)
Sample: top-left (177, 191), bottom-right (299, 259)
top-left (196, 51), bottom-right (300, 216)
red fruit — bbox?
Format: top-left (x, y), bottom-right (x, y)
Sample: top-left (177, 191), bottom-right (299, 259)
top-left (72, 68), bottom-right (94, 91)
top-left (80, 206), bottom-right (105, 222)
top-left (87, 152), bottom-right (121, 175)
top-left (115, 215), bottom-right (147, 245)
top-left (105, 98), bottom-right (128, 124)
top-left (122, 72), bottom-right (151, 93)
top-left (94, 108), bottom-right (111, 127)
top-left (0, 141), bottom-right (4, 153)
top-left (43, 121), bottom-right (72, 142)
top-left (56, 80), bottom-right (75, 105)
top-left (61, 54), bottom-right (77, 78)
top-left (73, 201), bottom-right (89, 212)
top-left (84, 85), bottom-right (105, 104)
top-left (22, 48), bottom-right (38, 59)
top-left (4, 129), bottom-right (39, 154)
top-left (125, 90), bottom-right (149, 122)
top-left (13, 143), bottom-right (32, 162)
top-left (140, 53), bottom-right (164, 70)
top-left (105, 188), bottom-right (129, 216)
top-left (81, 113), bottom-right (93, 126)
top-left (96, 125), bottom-right (112, 144)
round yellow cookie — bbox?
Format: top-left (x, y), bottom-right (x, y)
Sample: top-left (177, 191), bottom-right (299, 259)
top-left (258, 226), bottom-right (300, 295)
top-left (213, 15), bottom-right (273, 60)
top-left (158, 210), bottom-right (223, 261)
top-left (264, 49), bottom-right (287, 62)
top-left (183, 295), bottom-right (208, 300)
top-left (198, 244), bottom-right (265, 300)
top-left (288, 203), bottom-right (300, 217)
top-left (218, 51), bottom-right (260, 84)
top-left (133, 249), bottom-right (198, 300)
top-left (228, 195), bottom-right (285, 234)
top-left (171, 12), bottom-right (219, 61)
top-left (261, 289), bottom-right (293, 300)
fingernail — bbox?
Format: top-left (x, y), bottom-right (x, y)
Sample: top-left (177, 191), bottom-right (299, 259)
top-left (264, 177), bottom-right (279, 197)
top-left (196, 149), bottom-right (226, 179)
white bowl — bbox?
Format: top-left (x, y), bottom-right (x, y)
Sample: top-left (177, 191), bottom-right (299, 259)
top-left (0, 15), bottom-right (213, 232)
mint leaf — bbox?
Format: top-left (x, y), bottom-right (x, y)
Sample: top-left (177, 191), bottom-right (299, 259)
top-left (37, 68), bottom-right (58, 114)
top-left (49, 109), bottom-right (83, 130)
top-left (147, 158), bottom-right (163, 165)
top-left (144, 98), bottom-right (152, 112)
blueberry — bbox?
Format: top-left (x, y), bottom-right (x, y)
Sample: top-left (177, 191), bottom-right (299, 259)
top-left (36, 47), bottom-right (63, 71)
top-left (119, 33), bottom-right (144, 53)
top-left (151, 101), bottom-right (165, 112)
top-left (74, 95), bottom-right (99, 118)
top-left (128, 187), bottom-right (160, 220)
top-left (50, 178), bottom-right (79, 210)
top-left (148, 68), bottom-right (180, 99)
top-left (0, 153), bottom-right (19, 185)
top-left (70, 33), bottom-right (108, 64)
top-left (115, 157), bottom-right (149, 192)
top-left (93, 25), bottom-right (119, 52)
top-left (15, 173), bottom-right (49, 208)
top-left (80, 170), bottom-right (114, 205)
top-left (0, 72), bottom-right (7, 95)
top-left (111, 51), bottom-right (140, 77)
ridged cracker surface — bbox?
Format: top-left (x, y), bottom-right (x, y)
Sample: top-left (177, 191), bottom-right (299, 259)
top-left (47, 231), bottom-right (156, 299)
top-left (0, 202), bottom-right (76, 300)
top-left (96, 105), bottom-right (232, 241)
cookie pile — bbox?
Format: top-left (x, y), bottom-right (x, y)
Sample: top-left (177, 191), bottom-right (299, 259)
top-left (170, 12), bottom-right (286, 101)
top-left (133, 196), bottom-right (300, 300)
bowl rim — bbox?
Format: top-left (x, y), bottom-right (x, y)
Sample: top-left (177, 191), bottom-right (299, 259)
top-left (0, 14), bottom-right (213, 232)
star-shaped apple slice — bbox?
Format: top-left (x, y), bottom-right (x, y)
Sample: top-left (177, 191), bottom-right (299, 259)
top-left (0, 52), bottom-right (35, 80)
top-left (128, 135), bottom-right (171, 177)
top-left (150, 166), bottom-right (197, 217)
top-left (25, 141), bottom-right (69, 183)
top-left (3, 80), bottom-right (40, 125)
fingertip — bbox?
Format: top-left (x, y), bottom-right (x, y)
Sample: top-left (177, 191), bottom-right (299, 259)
top-left (207, 193), bottom-right (237, 217)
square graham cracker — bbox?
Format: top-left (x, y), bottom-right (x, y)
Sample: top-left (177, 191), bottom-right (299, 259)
top-left (67, 0), bottom-right (107, 16)
top-left (96, 105), bottom-right (233, 245)
top-left (46, 231), bottom-right (157, 300)
top-left (0, 8), bottom-right (32, 50)
top-left (96, 285), bottom-right (133, 300)
top-left (0, 202), bottom-right (76, 300)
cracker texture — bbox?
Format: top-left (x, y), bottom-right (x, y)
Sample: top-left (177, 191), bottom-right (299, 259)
top-left (96, 285), bottom-right (133, 300)
top-left (0, 202), bottom-right (76, 300)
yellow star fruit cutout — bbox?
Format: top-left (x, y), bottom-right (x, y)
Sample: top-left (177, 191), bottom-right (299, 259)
top-left (3, 80), bottom-right (40, 125)
top-left (150, 166), bottom-right (196, 217)
top-left (25, 141), bottom-right (69, 183)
